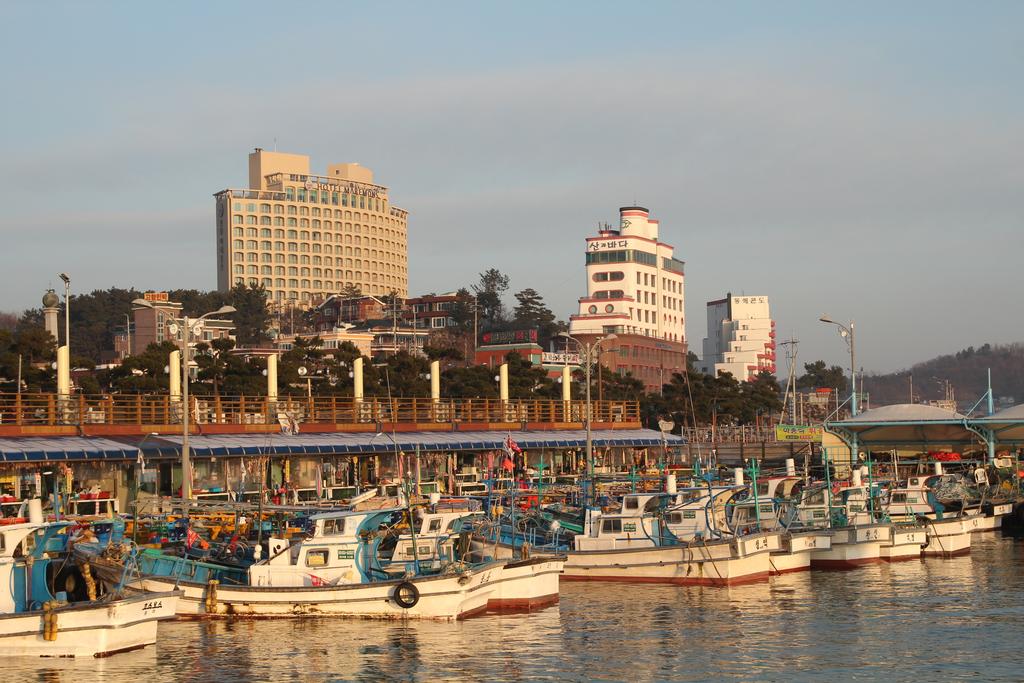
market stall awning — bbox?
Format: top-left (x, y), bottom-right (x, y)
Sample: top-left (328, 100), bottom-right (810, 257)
top-left (0, 429), bottom-right (684, 462)
top-left (0, 436), bottom-right (153, 462)
top-left (150, 429), bottom-right (684, 457)
top-left (826, 404), bottom-right (979, 446)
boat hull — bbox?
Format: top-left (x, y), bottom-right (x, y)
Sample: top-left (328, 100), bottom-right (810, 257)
top-left (562, 533), bottom-right (775, 586)
top-left (0, 591), bottom-right (179, 658)
top-left (963, 505), bottom-right (1010, 532)
top-left (922, 518), bottom-right (972, 557)
top-left (769, 531), bottom-right (831, 575)
top-left (810, 524), bottom-right (890, 569)
top-left (879, 526), bottom-right (926, 561)
top-left (88, 556), bottom-right (561, 621)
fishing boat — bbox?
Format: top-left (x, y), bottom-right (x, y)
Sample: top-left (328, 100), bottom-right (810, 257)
top-left (77, 505), bottom-right (561, 620)
top-left (789, 481), bottom-right (891, 569)
top-left (885, 475), bottom-right (974, 555)
top-left (0, 509), bottom-right (179, 657)
top-left (561, 486), bottom-right (776, 586)
top-left (732, 476), bottom-right (832, 574)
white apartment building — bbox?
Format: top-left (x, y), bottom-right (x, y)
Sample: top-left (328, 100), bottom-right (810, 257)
top-left (569, 206), bottom-right (686, 342)
top-left (699, 294), bottom-right (776, 380)
top-left (568, 206), bottom-right (687, 391)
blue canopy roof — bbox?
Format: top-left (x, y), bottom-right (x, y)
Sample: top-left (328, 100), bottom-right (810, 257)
top-left (0, 429), bottom-right (684, 462)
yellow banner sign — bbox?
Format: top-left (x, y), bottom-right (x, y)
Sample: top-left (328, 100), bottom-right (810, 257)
top-left (775, 425), bottom-right (823, 442)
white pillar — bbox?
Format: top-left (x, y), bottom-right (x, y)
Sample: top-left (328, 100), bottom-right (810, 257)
top-left (353, 357), bottom-right (364, 401)
top-left (785, 458), bottom-right (796, 477)
top-left (499, 363), bottom-right (509, 401)
top-left (43, 307), bottom-right (60, 341)
top-left (933, 462), bottom-right (943, 476)
top-left (430, 360), bottom-right (440, 402)
top-left (561, 365), bottom-right (571, 401)
top-left (734, 467), bottom-right (744, 486)
top-left (266, 354), bottom-right (278, 400)
top-left (168, 350), bottom-right (181, 400)
top-left (56, 345), bottom-right (70, 396)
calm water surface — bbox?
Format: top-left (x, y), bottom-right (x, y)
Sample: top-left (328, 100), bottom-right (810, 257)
top-left (16, 534), bottom-right (1024, 682)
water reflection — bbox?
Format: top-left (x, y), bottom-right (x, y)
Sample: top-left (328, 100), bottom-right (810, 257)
top-left (4, 535), bottom-right (1022, 682)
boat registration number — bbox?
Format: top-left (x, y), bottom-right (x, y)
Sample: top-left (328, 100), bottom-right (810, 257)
top-left (623, 523), bottom-right (637, 532)
top-left (337, 549), bottom-right (354, 560)
top-left (142, 601), bottom-right (163, 612)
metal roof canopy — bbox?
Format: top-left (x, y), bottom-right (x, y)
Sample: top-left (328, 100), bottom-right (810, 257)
top-left (974, 404), bottom-right (1024, 444)
top-left (0, 429), bottom-right (684, 462)
top-left (826, 404), bottom-right (980, 447)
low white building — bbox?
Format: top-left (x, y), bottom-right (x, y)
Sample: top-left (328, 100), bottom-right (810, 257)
top-left (699, 294), bottom-right (776, 380)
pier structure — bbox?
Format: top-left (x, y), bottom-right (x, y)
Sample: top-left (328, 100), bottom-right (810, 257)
top-left (0, 391), bottom-right (681, 513)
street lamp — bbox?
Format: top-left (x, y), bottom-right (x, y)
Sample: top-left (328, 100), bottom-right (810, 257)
top-left (133, 299), bottom-right (236, 501)
top-left (58, 273), bottom-right (71, 359)
top-left (557, 331), bottom-right (617, 503)
top-left (819, 316), bottom-right (856, 416)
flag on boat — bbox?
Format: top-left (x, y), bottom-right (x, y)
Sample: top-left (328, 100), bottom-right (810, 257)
top-left (315, 464), bottom-right (324, 498)
top-left (185, 527), bottom-right (200, 549)
top-left (308, 574), bottom-right (326, 587)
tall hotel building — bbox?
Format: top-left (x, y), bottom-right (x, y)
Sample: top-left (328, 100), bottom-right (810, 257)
top-left (215, 149), bottom-right (409, 305)
top-left (568, 206), bottom-right (688, 391)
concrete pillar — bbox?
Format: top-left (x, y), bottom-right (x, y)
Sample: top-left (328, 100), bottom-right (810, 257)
top-left (56, 345), bottom-right (70, 396)
top-left (499, 363), bottom-right (509, 401)
top-left (43, 307), bottom-right (60, 342)
top-left (430, 360), bottom-right (440, 402)
top-left (353, 357), bottom-right (364, 401)
top-left (561, 365), bottom-right (571, 401)
top-left (266, 354), bottom-right (278, 400)
top-left (168, 350), bottom-right (181, 400)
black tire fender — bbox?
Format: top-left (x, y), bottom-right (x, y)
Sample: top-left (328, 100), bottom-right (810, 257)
top-left (393, 581), bottom-right (419, 609)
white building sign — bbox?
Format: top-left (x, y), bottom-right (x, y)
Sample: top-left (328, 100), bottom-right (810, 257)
top-left (542, 352), bottom-right (581, 365)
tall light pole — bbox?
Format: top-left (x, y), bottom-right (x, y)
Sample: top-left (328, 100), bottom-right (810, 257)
top-left (133, 299), bottom-right (236, 501)
top-left (558, 331), bottom-right (617, 505)
top-left (820, 315), bottom-right (864, 509)
top-left (58, 273), bottom-right (71, 358)
top-left (819, 316), bottom-right (856, 416)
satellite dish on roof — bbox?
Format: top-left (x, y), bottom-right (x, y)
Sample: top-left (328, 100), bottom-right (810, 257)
top-left (658, 419), bottom-right (674, 433)
top-left (297, 366), bottom-right (308, 376)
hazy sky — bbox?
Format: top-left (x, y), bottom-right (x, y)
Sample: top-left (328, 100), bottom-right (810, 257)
top-left (2, 2), bottom-right (1021, 374)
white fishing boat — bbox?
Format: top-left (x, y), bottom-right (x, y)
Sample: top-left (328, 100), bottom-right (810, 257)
top-left (885, 475), bottom-right (978, 553)
top-left (80, 506), bottom-right (561, 620)
top-left (790, 480), bottom-right (891, 569)
top-left (0, 512), bottom-right (179, 657)
top-left (729, 475), bottom-right (831, 574)
top-left (562, 489), bottom-right (775, 586)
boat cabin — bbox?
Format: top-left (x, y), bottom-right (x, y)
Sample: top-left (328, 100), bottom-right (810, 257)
top-left (386, 506), bottom-right (481, 568)
top-left (664, 486), bottom-right (746, 540)
top-left (248, 509), bottom-right (398, 588)
top-left (575, 493), bottom-right (678, 552)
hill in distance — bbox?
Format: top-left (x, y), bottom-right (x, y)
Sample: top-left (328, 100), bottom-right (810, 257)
top-left (860, 343), bottom-right (1023, 409)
